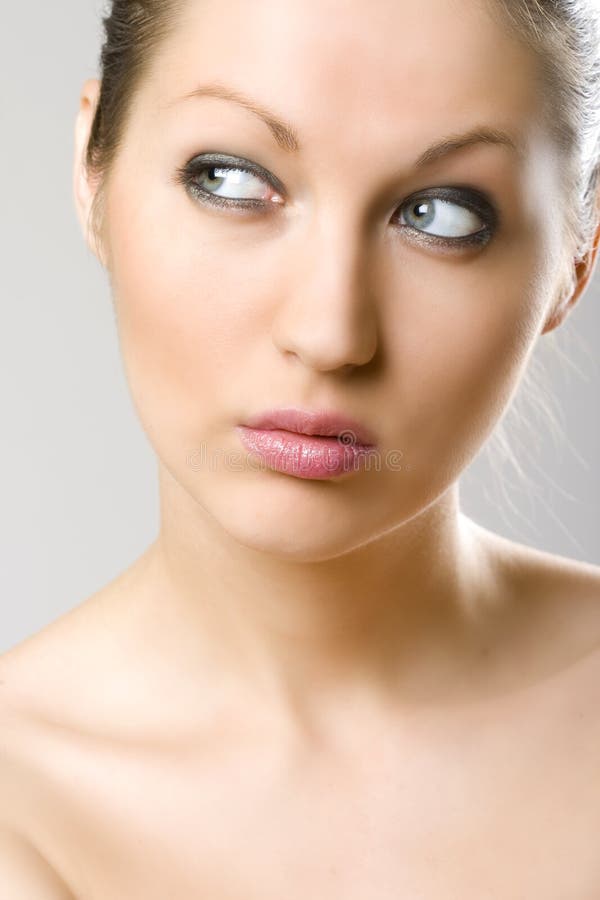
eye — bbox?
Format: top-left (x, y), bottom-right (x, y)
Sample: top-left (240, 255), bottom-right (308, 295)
top-left (175, 153), bottom-right (284, 210)
top-left (193, 166), bottom-right (268, 200)
top-left (395, 187), bottom-right (498, 248)
top-left (175, 155), bottom-right (499, 248)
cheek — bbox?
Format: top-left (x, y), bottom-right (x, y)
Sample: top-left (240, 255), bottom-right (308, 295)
top-left (104, 185), bottom-right (275, 451)
top-left (383, 233), bottom-right (555, 475)
top-left (104, 152), bottom-right (560, 492)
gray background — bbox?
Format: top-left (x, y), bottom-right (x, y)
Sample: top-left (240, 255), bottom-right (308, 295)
top-left (1, 2), bottom-right (598, 654)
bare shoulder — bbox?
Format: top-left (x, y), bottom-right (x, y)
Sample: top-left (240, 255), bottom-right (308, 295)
top-left (0, 826), bottom-right (74, 898)
top-left (0, 586), bottom-right (127, 899)
top-left (470, 517), bottom-right (600, 597)
top-left (0, 566), bottom-right (138, 841)
top-left (462, 510), bottom-right (597, 580)
top-left (0, 594), bottom-right (106, 731)
top-left (0, 699), bottom-right (75, 897)
top-left (466, 517), bottom-right (600, 682)
top-left (0, 544), bottom-right (158, 735)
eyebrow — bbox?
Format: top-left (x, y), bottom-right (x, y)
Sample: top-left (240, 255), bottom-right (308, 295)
top-left (172, 81), bottom-right (523, 165)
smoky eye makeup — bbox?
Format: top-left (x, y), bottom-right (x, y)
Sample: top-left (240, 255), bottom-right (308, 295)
top-left (174, 152), bottom-right (285, 211)
top-left (173, 151), bottom-right (503, 249)
top-left (393, 184), bottom-right (502, 249)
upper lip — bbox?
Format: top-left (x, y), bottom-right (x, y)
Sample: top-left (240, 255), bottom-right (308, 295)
top-left (240, 407), bottom-right (377, 446)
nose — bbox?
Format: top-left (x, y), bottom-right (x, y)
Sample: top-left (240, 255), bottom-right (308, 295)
top-left (271, 215), bottom-right (380, 374)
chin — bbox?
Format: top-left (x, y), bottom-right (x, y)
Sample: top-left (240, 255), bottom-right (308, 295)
top-left (197, 470), bottom-right (422, 563)
top-left (219, 516), bottom-right (377, 563)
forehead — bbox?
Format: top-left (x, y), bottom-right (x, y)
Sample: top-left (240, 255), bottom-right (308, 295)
top-left (140, 0), bottom-right (542, 157)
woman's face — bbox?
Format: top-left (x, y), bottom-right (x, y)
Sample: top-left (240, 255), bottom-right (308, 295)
top-left (86, 0), bottom-right (567, 559)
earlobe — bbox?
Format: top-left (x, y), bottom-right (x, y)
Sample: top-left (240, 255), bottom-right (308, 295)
top-left (541, 212), bottom-right (600, 335)
top-left (73, 78), bottom-right (105, 265)
top-left (540, 267), bottom-right (578, 335)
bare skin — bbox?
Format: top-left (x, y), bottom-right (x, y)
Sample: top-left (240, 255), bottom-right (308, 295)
top-left (2, 0), bottom-right (600, 896)
top-left (3, 526), bottom-right (600, 897)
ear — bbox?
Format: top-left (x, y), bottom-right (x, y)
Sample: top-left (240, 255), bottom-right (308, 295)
top-left (73, 78), bottom-right (107, 266)
top-left (541, 212), bottom-right (600, 335)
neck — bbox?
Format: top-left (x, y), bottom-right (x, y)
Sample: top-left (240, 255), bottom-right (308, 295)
top-left (130, 469), bottom-right (497, 741)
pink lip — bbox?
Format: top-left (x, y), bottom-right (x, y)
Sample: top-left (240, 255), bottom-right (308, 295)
top-left (239, 407), bottom-right (377, 447)
top-left (236, 407), bottom-right (378, 481)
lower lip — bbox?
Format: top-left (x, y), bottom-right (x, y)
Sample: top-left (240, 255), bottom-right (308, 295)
top-left (236, 427), bottom-right (378, 480)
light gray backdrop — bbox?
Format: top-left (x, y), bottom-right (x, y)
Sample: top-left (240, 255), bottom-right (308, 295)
top-left (1, 2), bottom-right (598, 654)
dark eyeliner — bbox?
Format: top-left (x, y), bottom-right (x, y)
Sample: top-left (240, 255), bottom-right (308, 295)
top-left (175, 154), bottom-right (501, 248)
top-left (396, 184), bottom-right (501, 248)
top-left (174, 152), bottom-right (284, 210)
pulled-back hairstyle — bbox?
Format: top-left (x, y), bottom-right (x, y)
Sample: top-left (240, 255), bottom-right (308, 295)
top-left (85, 0), bottom-right (183, 255)
top-left (86, 0), bottom-right (600, 288)
top-left (485, 0), bottom-right (600, 296)
top-left (83, 0), bottom-right (600, 544)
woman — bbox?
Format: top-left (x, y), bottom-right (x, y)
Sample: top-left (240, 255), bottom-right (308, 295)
top-left (2, 0), bottom-right (600, 895)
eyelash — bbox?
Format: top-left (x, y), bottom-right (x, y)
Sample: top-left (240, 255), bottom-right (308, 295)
top-left (173, 153), bottom-right (500, 249)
